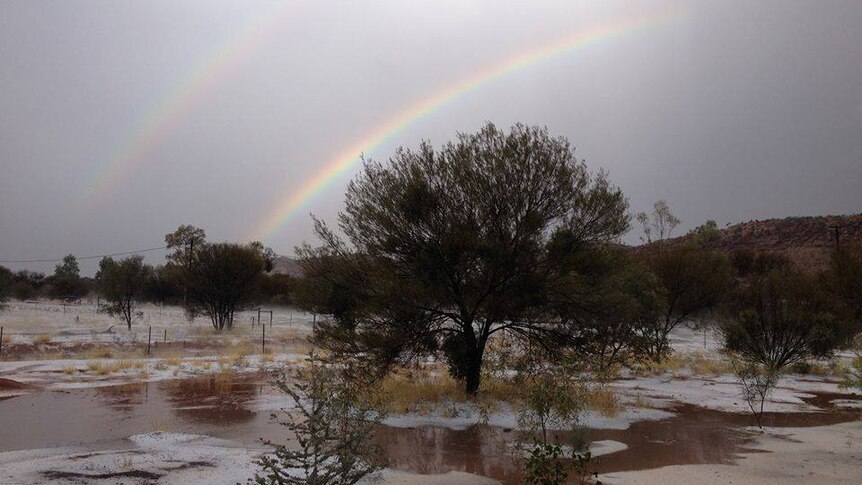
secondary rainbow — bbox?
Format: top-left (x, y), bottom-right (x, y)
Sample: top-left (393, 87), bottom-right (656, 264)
top-left (253, 7), bottom-right (686, 242)
top-left (86, 2), bottom-right (296, 205)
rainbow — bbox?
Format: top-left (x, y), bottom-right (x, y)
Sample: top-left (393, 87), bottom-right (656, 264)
top-left (86, 1), bottom-right (296, 205)
top-left (253, 7), bottom-right (685, 242)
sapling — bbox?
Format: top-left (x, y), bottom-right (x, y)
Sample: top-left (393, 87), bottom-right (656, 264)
top-left (249, 352), bottom-right (385, 485)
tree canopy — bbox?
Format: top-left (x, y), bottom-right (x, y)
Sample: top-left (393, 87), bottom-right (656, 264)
top-left (186, 242), bottom-right (265, 331)
top-left (96, 255), bottom-right (151, 330)
top-left (298, 123), bottom-right (632, 394)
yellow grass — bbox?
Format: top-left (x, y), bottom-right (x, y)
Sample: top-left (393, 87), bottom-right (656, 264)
top-left (379, 373), bottom-right (466, 415)
top-left (85, 359), bottom-right (135, 375)
top-left (586, 388), bottom-right (622, 417)
top-left (1, 334), bottom-right (10, 345)
top-left (164, 357), bottom-right (183, 367)
top-left (32, 334), bottom-right (52, 345)
top-left (62, 365), bottom-right (78, 375)
top-left (149, 417), bottom-right (170, 432)
top-left (213, 368), bottom-right (237, 393)
top-left (641, 351), bottom-right (733, 377)
top-left (87, 347), bottom-right (114, 359)
top-left (86, 360), bottom-right (111, 375)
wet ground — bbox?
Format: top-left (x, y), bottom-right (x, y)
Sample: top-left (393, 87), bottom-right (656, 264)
top-left (0, 377), bottom-right (859, 484)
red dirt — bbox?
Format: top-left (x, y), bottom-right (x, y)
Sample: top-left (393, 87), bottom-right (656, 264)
top-left (0, 378), bottom-right (28, 390)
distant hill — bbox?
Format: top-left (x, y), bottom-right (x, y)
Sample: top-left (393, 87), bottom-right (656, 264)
top-left (273, 215), bottom-right (861, 277)
top-left (643, 213), bottom-right (862, 272)
top-left (271, 256), bottom-right (303, 277)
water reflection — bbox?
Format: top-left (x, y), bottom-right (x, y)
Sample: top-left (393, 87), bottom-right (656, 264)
top-left (0, 377), bottom-right (858, 484)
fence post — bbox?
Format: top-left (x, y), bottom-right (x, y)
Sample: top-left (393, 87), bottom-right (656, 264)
top-left (269, 311), bottom-right (273, 329)
top-left (0, 326), bottom-right (4, 358)
top-left (262, 325), bottom-right (265, 355)
top-left (147, 326), bottom-right (152, 356)
top-left (164, 328), bottom-right (167, 343)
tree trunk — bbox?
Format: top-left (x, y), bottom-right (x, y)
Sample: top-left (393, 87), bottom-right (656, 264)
top-left (463, 344), bottom-right (485, 395)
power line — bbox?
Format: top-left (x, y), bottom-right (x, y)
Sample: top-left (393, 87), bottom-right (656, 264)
top-left (0, 246), bottom-right (168, 264)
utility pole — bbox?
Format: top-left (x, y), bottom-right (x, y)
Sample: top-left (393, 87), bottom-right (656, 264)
top-left (829, 224), bottom-right (848, 253)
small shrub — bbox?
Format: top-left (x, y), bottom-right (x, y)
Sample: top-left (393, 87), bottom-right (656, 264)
top-left (248, 352), bottom-right (386, 485)
top-left (734, 361), bottom-right (780, 429)
top-left (586, 388), bottom-right (621, 418)
top-left (86, 361), bottom-right (111, 375)
top-left (840, 336), bottom-right (862, 391)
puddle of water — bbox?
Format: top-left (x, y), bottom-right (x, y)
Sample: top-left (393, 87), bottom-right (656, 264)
top-left (0, 377), bottom-right (286, 453)
top-left (0, 377), bottom-right (858, 484)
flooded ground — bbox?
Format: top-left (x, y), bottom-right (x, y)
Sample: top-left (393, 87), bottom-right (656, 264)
top-left (0, 376), bottom-right (858, 484)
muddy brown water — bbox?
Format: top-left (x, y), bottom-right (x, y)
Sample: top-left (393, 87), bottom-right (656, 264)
top-left (0, 378), bottom-right (858, 484)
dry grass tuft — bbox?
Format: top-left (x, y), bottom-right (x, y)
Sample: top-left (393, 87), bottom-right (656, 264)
top-left (1, 334), bottom-right (10, 345)
top-left (33, 334), bottom-right (52, 345)
top-left (62, 365), bottom-right (78, 375)
top-left (213, 368), bottom-right (236, 393)
top-left (88, 347), bottom-right (114, 359)
top-left (86, 360), bottom-right (112, 375)
top-left (586, 387), bottom-right (622, 417)
top-left (164, 357), bottom-right (183, 367)
top-left (150, 417), bottom-right (170, 432)
top-left (112, 359), bottom-right (135, 371)
top-left (379, 372), bottom-right (465, 415)
top-left (641, 351), bottom-right (732, 377)
top-left (85, 359), bottom-right (135, 375)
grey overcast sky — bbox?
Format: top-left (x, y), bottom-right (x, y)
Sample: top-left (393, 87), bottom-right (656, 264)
top-left (1, 0), bottom-right (861, 275)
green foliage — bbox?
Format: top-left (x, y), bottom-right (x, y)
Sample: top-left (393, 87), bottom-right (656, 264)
top-left (249, 241), bottom-right (278, 273)
top-left (574, 254), bottom-right (667, 373)
top-left (144, 264), bottom-right (184, 304)
top-left (48, 254), bottom-right (88, 299)
top-left (54, 254), bottom-right (80, 279)
top-left (96, 255), bottom-right (151, 330)
top-left (523, 444), bottom-right (602, 485)
top-left (824, 244), bottom-right (862, 322)
top-left (185, 242), bottom-right (265, 331)
top-left (249, 353), bottom-right (385, 485)
top-left (516, 362), bottom-right (586, 443)
top-left (0, 265), bottom-right (12, 311)
top-left (840, 335), bottom-right (862, 391)
top-left (10, 270), bottom-right (44, 300)
top-left (734, 361), bottom-right (780, 429)
top-left (721, 267), bottom-right (856, 370)
top-left (164, 224), bottom-right (206, 267)
top-left (641, 245), bottom-right (734, 360)
top-left (730, 249), bottom-right (792, 278)
top-left (524, 442), bottom-right (568, 485)
top-left (689, 220), bottom-right (721, 247)
top-left (299, 122), bottom-right (631, 394)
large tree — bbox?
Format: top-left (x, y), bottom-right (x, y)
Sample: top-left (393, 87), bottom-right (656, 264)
top-left (49, 254), bottom-right (88, 299)
top-left (96, 255), bottom-right (152, 330)
top-left (298, 123), bottom-right (630, 394)
top-left (186, 242), bottom-right (265, 331)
